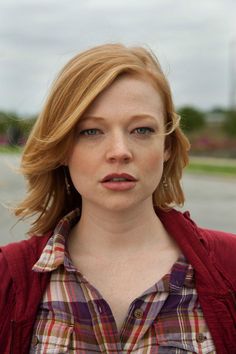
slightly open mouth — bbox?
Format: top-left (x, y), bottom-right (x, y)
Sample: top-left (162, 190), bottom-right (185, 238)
top-left (105, 178), bottom-right (132, 182)
top-left (101, 179), bottom-right (137, 191)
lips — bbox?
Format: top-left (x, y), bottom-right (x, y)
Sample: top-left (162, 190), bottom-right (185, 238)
top-left (101, 173), bottom-right (137, 191)
top-left (101, 173), bottom-right (137, 182)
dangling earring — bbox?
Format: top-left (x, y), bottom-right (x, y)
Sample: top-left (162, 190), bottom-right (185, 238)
top-left (162, 174), bottom-right (168, 190)
top-left (63, 167), bottom-right (71, 195)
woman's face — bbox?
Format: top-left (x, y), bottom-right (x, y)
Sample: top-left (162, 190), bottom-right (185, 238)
top-left (67, 74), bottom-right (170, 212)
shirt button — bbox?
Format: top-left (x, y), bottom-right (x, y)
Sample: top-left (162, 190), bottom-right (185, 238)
top-left (196, 333), bottom-right (206, 343)
top-left (31, 336), bottom-right (39, 346)
top-left (134, 308), bottom-right (143, 319)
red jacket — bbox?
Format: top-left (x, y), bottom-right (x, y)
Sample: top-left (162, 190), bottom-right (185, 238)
top-left (1, 209), bottom-right (236, 353)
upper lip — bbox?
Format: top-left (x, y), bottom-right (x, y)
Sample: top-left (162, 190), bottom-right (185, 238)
top-left (101, 173), bottom-right (137, 182)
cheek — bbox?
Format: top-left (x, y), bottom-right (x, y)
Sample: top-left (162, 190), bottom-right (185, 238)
top-left (68, 149), bottom-right (90, 175)
top-left (68, 154), bottom-right (91, 194)
top-left (68, 155), bottom-right (83, 187)
top-left (142, 147), bottom-right (165, 189)
top-left (143, 146), bottom-right (165, 169)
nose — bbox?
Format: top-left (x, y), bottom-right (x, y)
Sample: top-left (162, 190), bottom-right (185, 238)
top-left (105, 132), bottom-right (133, 163)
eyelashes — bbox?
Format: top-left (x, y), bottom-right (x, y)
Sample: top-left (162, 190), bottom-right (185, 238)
top-left (79, 127), bottom-right (156, 137)
top-left (133, 127), bottom-right (155, 135)
top-left (79, 129), bottom-right (101, 136)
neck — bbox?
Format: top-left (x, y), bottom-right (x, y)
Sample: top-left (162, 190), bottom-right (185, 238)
top-left (69, 198), bottom-right (172, 258)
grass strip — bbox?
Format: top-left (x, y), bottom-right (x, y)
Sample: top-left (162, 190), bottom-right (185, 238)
top-left (187, 162), bottom-right (236, 177)
top-left (0, 146), bottom-right (22, 154)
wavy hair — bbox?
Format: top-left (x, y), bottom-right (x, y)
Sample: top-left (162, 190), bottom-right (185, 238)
top-left (15, 43), bottom-right (190, 235)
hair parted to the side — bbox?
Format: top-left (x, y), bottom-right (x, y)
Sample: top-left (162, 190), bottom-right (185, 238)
top-left (14, 43), bottom-right (190, 236)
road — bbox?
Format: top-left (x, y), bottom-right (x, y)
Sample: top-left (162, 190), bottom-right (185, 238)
top-left (1, 154), bottom-right (236, 245)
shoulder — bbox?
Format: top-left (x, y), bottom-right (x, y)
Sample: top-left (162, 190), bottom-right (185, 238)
top-left (158, 206), bottom-right (236, 259)
top-left (0, 232), bottom-right (52, 281)
top-left (193, 215), bottom-right (236, 257)
top-left (199, 227), bottom-right (236, 264)
top-left (199, 227), bottom-right (236, 246)
top-left (0, 232), bottom-right (52, 260)
top-left (166, 208), bottom-right (236, 247)
top-left (180, 209), bottom-right (236, 253)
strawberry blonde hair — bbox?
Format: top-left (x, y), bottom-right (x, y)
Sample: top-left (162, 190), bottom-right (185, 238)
top-left (15, 43), bottom-right (190, 235)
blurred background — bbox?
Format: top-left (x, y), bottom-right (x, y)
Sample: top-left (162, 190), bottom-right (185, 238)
top-left (1, 0), bottom-right (236, 244)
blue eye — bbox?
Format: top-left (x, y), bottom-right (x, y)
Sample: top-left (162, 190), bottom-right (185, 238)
top-left (79, 129), bottom-right (101, 136)
top-left (134, 127), bottom-right (155, 135)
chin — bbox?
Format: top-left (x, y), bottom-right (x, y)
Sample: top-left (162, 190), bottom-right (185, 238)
top-left (94, 197), bottom-right (136, 212)
top-left (98, 195), bottom-right (151, 212)
top-left (102, 202), bottom-right (134, 212)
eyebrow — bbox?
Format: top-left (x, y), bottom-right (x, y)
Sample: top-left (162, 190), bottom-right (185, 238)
top-left (78, 114), bottom-right (159, 123)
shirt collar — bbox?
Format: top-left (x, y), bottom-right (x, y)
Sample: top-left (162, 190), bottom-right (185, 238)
top-left (169, 254), bottom-right (195, 292)
top-left (32, 209), bottom-right (80, 273)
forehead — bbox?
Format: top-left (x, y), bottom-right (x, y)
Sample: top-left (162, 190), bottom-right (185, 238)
top-left (84, 74), bottom-right (164, 118)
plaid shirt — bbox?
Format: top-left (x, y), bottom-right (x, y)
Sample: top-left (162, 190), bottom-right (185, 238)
top-left (30, 209), bottom-right (216, 353)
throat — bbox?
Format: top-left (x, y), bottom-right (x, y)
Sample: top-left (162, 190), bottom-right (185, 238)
top-left (68, 199), bottom-right (172, 258)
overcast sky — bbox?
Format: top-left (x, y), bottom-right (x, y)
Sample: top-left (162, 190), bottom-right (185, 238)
top-left (0, 0), bottom-right (236, 115)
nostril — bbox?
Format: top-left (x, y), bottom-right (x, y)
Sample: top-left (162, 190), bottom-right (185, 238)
top-left (106, 151), bottom-right (132, 162)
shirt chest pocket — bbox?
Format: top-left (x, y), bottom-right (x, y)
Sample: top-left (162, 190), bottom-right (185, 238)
top-left (154, 323), bottom-right (216, 354)
top-left (30, 318), bottom-right (74, 353)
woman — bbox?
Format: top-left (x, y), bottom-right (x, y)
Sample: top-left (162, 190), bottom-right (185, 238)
top-left (0, 44), bottom-right (235, 353)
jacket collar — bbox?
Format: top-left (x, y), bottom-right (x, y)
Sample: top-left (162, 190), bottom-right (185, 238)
top-left (156, 207), bottom-right (228, 294)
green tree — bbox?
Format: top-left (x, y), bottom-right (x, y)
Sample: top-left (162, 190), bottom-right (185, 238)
top-left (223, 110), bottom-right (236, 137)
top-left (178, 106), bottom-right (206, 132)
top-left (0, 111), bottom-right (10, 134)
top-left (5, 112), bottom-right (23, 145)
top-left (18, 115), bottom-right (37, 136)
top-left (0, 111), bottom-right (37, 145)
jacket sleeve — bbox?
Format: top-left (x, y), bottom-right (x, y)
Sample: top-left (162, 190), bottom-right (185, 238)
top-left (0, 251), bottom-right (15, 352)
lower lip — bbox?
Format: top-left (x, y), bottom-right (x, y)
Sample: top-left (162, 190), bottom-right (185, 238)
top-left (101, 181), bottom-right (137, 191)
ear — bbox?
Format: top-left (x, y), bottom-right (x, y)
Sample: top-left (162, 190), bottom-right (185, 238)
top-left (164, 148), bottom-right (171, 162)
top-left (164, 134), bottom-right (172, 162)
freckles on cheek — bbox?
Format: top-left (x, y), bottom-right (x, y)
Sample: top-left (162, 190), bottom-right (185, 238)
top-left (145, 149), bottom-right (164, 166)
top-left (69, 152), bottom-right (95, 177)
